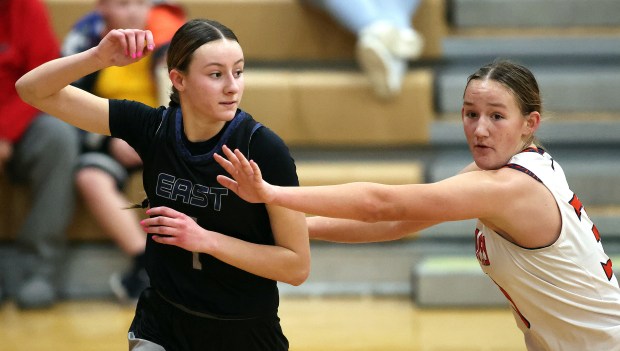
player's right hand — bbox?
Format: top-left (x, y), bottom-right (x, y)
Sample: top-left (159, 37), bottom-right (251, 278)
top-left (214, 145), bottom-right (277, 204)
top-left (95, 29), bottom-right (155, 68)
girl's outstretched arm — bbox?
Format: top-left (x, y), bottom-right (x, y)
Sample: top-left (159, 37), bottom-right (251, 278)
top-left (307, 216), bottom-right (439, 243)
top-left (16, 29), bottom-right (154, 135)
top-left (216, 145), bottom-right (499, 224)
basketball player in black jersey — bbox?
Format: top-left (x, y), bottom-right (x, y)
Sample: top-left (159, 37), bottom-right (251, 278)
top-left (17, 19), bottom-right (310, 351)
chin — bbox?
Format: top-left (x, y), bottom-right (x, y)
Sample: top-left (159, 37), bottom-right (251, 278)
top-left (474, 159), bottom-right (502, 171)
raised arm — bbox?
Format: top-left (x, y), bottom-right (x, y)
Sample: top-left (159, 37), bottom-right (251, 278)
top-left (16, 29), bottom-right (154, 135)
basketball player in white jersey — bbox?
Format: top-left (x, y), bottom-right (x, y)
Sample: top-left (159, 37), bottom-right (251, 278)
top-left (215, 60), bottom-right (620, 351)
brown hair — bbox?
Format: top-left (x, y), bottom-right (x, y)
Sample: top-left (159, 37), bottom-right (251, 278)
top-left (466, 60), bottom-right (543, 146)
top-left (166, 19), bottom-right (239, 106)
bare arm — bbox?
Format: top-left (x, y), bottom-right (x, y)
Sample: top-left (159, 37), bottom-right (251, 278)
top-left (295, 160), bottom-right (474, 243)
top-left (143, 206), bottom-right (310, 286)
top-left (16, 29), bottom-right (154, 135)
top-left (307, 216), bottom-right (438, 243)
top-left (215, 146), bottom-right (498, 223)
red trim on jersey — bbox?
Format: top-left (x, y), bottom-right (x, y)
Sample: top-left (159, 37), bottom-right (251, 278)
top-left (592, 224), bottom-right (601, 242)
top-left (569, 194), bottom-right (584, 221)
top-left (602, 259), bottom-right (614, 281)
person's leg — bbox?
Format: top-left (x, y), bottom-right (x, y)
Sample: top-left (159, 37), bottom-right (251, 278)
top-left (378, 0), bottom-right (424, 59)
top-left (74, 156), bottom-right (148, 304)
top-left (9, 114), bottom-right (78, 309)
top-left (75, 167), bottom-right (145, 255)
top-left (305, 0), bottom-right (417, 98)
top-left (304, 0), bottom-right (380, 34)
top-left (381, 0), bottom-right (421, 29)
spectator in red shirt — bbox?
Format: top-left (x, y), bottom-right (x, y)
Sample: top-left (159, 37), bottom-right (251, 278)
top-left (0, 0), bottom-right (78, 309)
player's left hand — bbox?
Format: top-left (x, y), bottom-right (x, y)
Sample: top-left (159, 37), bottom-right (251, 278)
top-left (142, 206), bottom-right (212, 253)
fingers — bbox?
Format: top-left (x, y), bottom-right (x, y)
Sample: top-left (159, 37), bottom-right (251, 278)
top-left (146, 206), bottom-right (179, 218)
top-left (112, 29), bottom-right (155, 59)
top-left (124, 30), bottom-right (137, 58)
top-left (217, 145), bottom-right (256, 177)
top-left (232, 148), bottom-right (256, 177)
top-left (249, 160), bottom-right (264, 183)
top-left (216, 174), bottom-right (238, 190)
top-left (213, 152), bottom-right (235, 175)
top-left (145, 30), bottom-right (155, 51)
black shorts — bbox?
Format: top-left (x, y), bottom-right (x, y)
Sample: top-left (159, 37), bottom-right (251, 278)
top-left (128, 288), bottom-right (289, 351)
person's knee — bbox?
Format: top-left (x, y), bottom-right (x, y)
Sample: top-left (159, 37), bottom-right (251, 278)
top-left (75, 167), bottom-right (116, 194)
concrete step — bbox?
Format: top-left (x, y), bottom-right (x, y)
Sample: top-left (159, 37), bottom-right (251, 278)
top-left (411, 256), bottom-right (506, 307)
top-left (420, 209), bottom-right (620, 242)
top-left (1, 235), bottom-right (617, 303)
top-left (442, 34), bottom-right (620, 60)
top-left (449, 0), bottom-right (620, 28)
top-left (411, 253), bottom-right (620, 307)
top-left (431, 115), bottom-right (620, 146)
top-left (426, 143), bottom-right (620, 207)
top-left (435, 61), bottom-right (620, 114)
top-left (0, 240), bottom-right (429, 299)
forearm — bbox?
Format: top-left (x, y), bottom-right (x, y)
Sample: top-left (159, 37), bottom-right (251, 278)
top-left (307, 216), bottom-right (437, 243)
top-left (271, 182), bottom-right (407, 222)
top-left (16, 48), bottom-right (104, 105)
top-left (206, 232), bottom-right (309, 286)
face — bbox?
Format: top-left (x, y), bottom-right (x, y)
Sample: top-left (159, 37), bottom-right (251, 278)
top-left (98, 0), bottom-right (151, 30)
top-left (171, 39), bottom-right (245, 123)
top-left (462, 79), bottom-right (537, 170)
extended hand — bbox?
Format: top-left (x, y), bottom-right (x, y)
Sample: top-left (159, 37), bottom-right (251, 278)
top-left (214, 145), bottom-right (276, 204)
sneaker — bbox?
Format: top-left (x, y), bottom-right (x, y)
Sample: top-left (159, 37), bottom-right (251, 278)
top-left (16, 275), bottom-right (56, 309)
top-left (390, 27), bottom-right (424, 60)
top-left (110, 269), bottom-right (149, 305)
top-left (360, 21), bottom-right (424, 60)
top-left (356, 32), bottom-right (407, 99)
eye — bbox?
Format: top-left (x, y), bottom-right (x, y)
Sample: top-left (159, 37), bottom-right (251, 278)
top-left (209, 72), bottom-right (222, 78)
top-left (491, 113), bottom-right (504, 120)
top-left (234, 69), bottom-right (244, 78)
top-left (464, 111), bottom-right (478, 119)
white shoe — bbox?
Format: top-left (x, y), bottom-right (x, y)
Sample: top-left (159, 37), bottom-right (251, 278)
top-left (359, 21), bottom-right (424, 60)
top-left (391, 27), bottom-right (424, 60)
top-left (356, 31), bottom-right (406, 99)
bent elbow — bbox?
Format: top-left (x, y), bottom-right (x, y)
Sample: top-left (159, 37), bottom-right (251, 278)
top-left (15, 77), bottom-right (37, 105)
top-left (285, 264), bottom-right (310, 287)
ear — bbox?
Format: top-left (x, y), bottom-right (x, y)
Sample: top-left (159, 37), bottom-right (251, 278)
top-left (524, 111), bottom-right (541, 135)
top-left (169, 69), bottom-right (185, 92)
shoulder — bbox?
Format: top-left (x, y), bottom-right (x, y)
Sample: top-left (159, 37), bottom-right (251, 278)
top-left (109, 100), bottom-right (167, 128)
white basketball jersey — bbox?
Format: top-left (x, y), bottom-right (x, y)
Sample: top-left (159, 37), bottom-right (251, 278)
top-left (475, 148), bottom-right (620, 351)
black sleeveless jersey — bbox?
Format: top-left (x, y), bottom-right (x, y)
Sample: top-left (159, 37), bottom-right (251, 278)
top-left (109, 100), bottom-right (299, 317)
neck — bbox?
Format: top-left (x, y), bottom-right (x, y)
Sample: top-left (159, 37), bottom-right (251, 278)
top-left (182, 115), bottom-right (226, 142)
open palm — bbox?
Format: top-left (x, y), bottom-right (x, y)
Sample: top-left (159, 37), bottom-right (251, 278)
top-left (215, 145), bottom-right (276, 204)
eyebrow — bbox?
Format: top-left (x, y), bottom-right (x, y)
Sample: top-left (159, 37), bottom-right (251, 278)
top-left (463, 100), bottom-right (508, 108)
top-left (203, 58), bottom-right (245, 68)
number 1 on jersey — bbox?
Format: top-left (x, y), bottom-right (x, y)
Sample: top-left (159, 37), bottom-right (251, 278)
top-left (189, 216), bottom-right (203, 270)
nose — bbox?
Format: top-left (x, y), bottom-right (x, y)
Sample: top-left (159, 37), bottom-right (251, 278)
top-left (473, 116), bottom-right (490, 138)
top-left (224, 73), bottom-right (240, 94)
